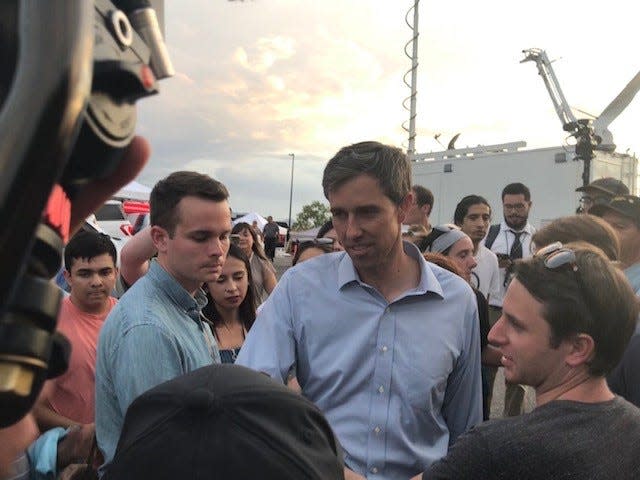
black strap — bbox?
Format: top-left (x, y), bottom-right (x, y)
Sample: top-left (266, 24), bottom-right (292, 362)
top-left (484, 224), bottom-right (501, 250)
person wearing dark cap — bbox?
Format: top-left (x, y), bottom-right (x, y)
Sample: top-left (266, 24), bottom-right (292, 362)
top-left (103, 364), bottom-right (345, 480)
top-left (590, 194), bottom-right (640, 408)
top-left (590, 194), bottom-right (640, 294)
top-left (575, 177), bottom-right (629, 214)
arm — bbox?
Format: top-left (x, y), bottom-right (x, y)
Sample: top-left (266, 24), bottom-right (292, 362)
top-left (236, 273), bottom-right (296, 382)
top-left (261, 260), bottom-right (277, 294)
top-left (423, 428), bottom-right (492, 480)
top-left (487, 253), bottom-right (501, 304)
top-left (442, 290), bottom-right (483, 443)
top-left (32, 394), bottom-right (79, 431)
top-left (119, 226), bottom-right (155, 286)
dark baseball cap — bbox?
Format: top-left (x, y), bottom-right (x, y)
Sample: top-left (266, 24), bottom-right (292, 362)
top-left (590, 195), bottom-right (640, 224)
top-left (575, 177), bottom-right (629, 197)
top-left (104, 364), bottom-right (345, 480)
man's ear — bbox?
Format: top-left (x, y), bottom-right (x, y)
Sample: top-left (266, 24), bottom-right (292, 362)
top-left (399, 191), bottom-right (414, 223)
top-left (421, 204), bottom-right (432, 218)
top-left (564, 333), bottom-right (596, 368)
top-left (62, 268), bottom-right (72, 286)
top-left (150, 225), bottom-right (170, 253)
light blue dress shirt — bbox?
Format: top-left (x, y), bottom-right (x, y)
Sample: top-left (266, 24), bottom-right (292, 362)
top-left (236, 242), bottom-right (483, 479)
top-left (95, 260), bottom-right (219, 466)
top-left (624, 263), bottom-right (640, 295)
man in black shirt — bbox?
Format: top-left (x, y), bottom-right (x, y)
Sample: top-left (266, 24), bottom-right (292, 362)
top-left (420, 242), bottom-right (640, 480)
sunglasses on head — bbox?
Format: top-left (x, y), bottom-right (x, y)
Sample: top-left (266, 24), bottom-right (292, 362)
top-left (534, 242), bottom-right (596, 317)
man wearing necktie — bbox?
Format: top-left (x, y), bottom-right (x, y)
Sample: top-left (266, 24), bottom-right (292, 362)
top-left (483, 182), bottom-right (536, 417)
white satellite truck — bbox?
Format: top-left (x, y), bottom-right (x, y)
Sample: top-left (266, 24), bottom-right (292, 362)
top-left (411, 48), bottom-right (639, 229)
top-left (411, 141), bottom-right (637, 229)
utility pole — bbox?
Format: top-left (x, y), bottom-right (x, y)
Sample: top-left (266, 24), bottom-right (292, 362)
top-left (288, 153), bottom-right (295, 233)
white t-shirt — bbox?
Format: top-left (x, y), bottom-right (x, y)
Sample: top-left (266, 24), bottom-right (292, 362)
top-left (484, 220), bottom-right (536, 307)
top-left (472, 244), bottom-right (501, 303)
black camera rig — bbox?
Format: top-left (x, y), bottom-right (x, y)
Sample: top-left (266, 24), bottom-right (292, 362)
top-left (0, 0), bottom-right (172, 427)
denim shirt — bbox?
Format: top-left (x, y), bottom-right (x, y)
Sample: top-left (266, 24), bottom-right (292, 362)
top-left (96, 260), bottom-right (219, 466)
top-left (237, 242), bottom-right (482, 479)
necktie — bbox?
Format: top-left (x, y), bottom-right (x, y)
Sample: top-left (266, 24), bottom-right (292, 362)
top-left (510, 231), bottom-right (523, 259)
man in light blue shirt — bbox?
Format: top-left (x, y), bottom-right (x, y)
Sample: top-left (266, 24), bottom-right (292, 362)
top-left (237, 141), bottom-right (482, 480)
top-left (95, 171), bottom-right (232, 466)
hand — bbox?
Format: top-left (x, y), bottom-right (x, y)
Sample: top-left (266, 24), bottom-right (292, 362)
top-left (57, 423), bottom-right (96, 470)
top-left (410, 474), bottom-right (423, 480)
top-left (69, 136), bottom-right (150, 233)
top-left (497, 257), bottom-right (512, 269)
top-left (344, 467), bottom-right (367, 480)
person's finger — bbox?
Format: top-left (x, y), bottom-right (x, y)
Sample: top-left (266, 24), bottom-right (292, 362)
top-left (70, 136), bottom-right (150, 232)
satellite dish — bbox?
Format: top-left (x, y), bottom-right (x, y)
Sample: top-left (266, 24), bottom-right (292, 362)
top-left (447, 133), bottom-right (461, 150)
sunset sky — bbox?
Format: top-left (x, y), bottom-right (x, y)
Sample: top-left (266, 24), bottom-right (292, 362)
top-left (135, 0), bottom-right (640, 220)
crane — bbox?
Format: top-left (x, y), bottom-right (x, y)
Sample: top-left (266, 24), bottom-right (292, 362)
top-left (521, 48), bottom-right (640, 186)
top-left (521, 48), bottom-right (640, 154)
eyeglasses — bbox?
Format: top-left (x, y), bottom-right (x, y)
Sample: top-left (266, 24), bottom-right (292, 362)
top-left (579, 195), bottom-right (609, 206)
top-left (535, 242), bottom-right (578, 270)
top-left (503, 203), bottom-right (528, 212)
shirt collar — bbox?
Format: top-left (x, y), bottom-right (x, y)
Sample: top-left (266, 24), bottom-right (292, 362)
top-left (499, 219), bottom-right (534, 235)
top-left (337, 241), bottom-right (444, 299)
top-left (147, 259), bottom-right (208, 312)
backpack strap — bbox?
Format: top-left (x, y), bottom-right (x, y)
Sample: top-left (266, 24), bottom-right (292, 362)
top-left (484, 224), bottom-right (501, 250)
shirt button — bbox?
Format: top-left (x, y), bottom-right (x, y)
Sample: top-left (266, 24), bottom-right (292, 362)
top-left (381, 345), bottom-right (388, 352)
top-left (371, 467), bottom-right (379, 474)
top-left (374, 426), bottom-right (381, 434)
top-left (378, 385), bottom-right (384, 394)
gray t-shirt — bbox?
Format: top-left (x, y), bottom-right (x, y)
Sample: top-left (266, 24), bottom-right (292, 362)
top-left (426, 396), bottom-right (640, 479)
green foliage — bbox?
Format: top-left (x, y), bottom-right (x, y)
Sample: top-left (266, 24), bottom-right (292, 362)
top-left (292, 201), bottom-right (331, 231)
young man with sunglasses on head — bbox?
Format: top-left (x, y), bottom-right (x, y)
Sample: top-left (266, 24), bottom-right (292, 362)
top-left (422, 242), bottom-right (640, 479)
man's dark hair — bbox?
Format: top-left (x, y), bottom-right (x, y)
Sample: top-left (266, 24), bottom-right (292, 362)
top-left (150, 171), bottom-right (229, 236)
top-left (454, 195), bottom-right (491, 226)
top-left (502, 182), bottom-right (531, 201)
top-left (64, 230), bottom-right (117, 271)
top-left (412, 185), bottom-right (434, 208)
top-left (316, 220), bottom-right (334, 239)
top-left (322, 141), bottom-right (411, 205)
top-left (515, 242), bottom-right (639, 376)
top-left (532, 215), bottom-right (620, 261)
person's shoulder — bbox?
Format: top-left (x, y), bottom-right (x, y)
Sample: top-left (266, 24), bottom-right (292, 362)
top-left (427, 260), bottom-right (474, 296)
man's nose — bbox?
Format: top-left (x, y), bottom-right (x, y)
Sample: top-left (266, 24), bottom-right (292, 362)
top-left (488, 315), bottom-right (506, 346)
top-left (345, 216), bottom-right (362, 239)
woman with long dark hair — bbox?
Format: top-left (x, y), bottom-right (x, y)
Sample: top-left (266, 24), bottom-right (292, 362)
top-left (201, 244), bottom-right (256, 364)
top-left (231, 222), bottom-right (277, 304)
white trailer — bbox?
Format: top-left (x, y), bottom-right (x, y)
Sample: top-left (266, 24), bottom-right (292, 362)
top-left (412, 141), bottom-right (638, 229)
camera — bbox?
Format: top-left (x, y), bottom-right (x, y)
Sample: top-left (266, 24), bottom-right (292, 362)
top-left (0, 0), bottom-right (172, 427)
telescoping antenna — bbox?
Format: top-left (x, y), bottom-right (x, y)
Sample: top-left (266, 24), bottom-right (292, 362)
top-left (402, 0), bottom-right (419, 159)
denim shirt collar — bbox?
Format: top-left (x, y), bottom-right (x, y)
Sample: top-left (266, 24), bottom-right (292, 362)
top-left (147, 259), bottom-right (208, 314)
top-left (337, 241), bottom-right (444, 299)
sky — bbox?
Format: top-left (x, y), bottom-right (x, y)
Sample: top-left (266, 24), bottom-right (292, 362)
top-left (134, 0), bottom-right (640, 221)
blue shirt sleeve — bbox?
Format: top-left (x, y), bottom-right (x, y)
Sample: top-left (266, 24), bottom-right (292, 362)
top-left (236, 275), bottom-right (297, 382)
top-left (442, 290), bottom-right (483, 443)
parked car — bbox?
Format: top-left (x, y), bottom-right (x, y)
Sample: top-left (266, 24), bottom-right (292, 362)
top-left (94, 200), bottom-right (134, 240)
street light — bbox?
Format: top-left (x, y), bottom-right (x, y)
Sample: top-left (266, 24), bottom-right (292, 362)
top-left (288, 153), bottom-right (295, 236)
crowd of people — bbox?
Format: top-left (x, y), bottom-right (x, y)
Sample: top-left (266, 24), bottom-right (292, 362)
top-left (3, 139), bottom-right (640, 480)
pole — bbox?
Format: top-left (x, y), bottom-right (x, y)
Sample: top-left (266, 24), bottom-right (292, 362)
top-left (288, 153), bottom-right (295, 233)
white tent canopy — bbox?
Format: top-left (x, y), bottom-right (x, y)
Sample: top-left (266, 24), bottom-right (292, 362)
top-left (114, 180), bottom-right (152, 201)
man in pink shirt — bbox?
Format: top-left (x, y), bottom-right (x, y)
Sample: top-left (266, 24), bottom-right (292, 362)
top-left (33, 230), bottom-right (118, 431)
